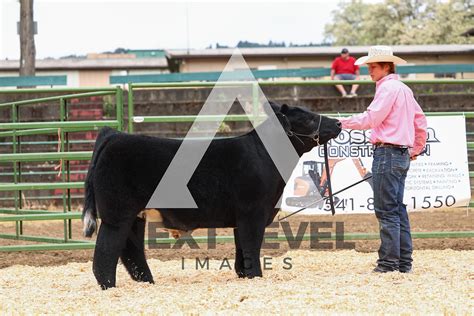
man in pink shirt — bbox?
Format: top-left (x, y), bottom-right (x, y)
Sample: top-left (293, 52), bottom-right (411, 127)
top-left (339, 46), bottom-right (427, 273)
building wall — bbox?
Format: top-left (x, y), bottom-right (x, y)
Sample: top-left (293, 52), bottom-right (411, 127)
top-left (78, 70), bottom-right (110, 87)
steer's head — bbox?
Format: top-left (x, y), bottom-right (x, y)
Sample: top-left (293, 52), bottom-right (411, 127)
top-left (269, 102), bottom-right (342, 155)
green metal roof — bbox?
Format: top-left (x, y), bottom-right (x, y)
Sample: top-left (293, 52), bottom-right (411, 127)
top-left (127, 49), bottom-right (167, 58)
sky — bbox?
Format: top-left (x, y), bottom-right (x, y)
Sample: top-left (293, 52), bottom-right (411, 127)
top-left (0, 0), bottom-right (380, 59)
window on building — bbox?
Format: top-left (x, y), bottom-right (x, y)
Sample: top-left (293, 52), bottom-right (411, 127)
top-left (434, 73), bottom-right (456, 79)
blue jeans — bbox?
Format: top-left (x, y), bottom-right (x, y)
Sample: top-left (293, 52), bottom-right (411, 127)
top-left (335, 74), bottom-right (356, 80)
top-left (372, 146), bottom-right (412, 271)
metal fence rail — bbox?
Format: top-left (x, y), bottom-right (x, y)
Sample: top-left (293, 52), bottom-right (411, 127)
top-left (0, 87), bottom-right (123, 246)
top-left (110, 64), bottom-right (474, 84)
top-left (0, 231), bottom-right (473, 252)
top-left (0, 79), bottom-right (473, 251)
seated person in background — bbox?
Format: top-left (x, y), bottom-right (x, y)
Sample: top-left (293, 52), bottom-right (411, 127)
top-left (331, 48), bottom-right (360, 98)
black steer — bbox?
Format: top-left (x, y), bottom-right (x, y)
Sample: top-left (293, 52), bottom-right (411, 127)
top-left (82, 102), bottom-right (341, 289)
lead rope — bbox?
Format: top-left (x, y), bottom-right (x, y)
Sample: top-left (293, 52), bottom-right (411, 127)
top-left (278, 175), bottom-right (372, 221)
top-left (278, 142), bottom-right (340, 221)
top-left (323, 142), bottom-right (336, 215)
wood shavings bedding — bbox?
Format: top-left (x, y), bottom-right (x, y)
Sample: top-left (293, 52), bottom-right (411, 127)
top-left (0, 249), bottom-right (472, 314)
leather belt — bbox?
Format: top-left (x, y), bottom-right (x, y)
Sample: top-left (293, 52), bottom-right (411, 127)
top-left (374, 142), bottom-right (409, 149)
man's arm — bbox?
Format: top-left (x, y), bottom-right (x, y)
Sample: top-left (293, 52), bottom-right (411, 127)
top-left (339, 85), bottom-right (398, 130)
top-left (411, 101), bottom-right (428, 159)
top-left (353, 59), bottom-right (360, 79)
top-left (331, 58), bottom-right (337, 80)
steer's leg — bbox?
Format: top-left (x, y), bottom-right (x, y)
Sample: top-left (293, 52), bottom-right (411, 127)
top-left (236, 215), bottom-right (266, 278)
top-left (93, 220), bottom-right (132, 290)
top-left (120, 217), bottom-right (154, 284)
top-left (233, 228), bottom-right (245, 277)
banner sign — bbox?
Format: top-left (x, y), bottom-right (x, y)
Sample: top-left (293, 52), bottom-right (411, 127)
top-left (281, 116), bottom-right (471, 215)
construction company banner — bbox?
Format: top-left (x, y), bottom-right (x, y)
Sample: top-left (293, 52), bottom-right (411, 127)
top-left (281, 116), bottom-right (471, 215)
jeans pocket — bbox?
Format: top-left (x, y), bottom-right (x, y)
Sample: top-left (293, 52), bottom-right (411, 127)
top-left (391, 152), bottom-right (410, 176)
top-left (372, 153), bottom-right (386, 174)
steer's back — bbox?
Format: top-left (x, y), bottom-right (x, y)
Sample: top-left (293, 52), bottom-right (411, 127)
top-left (92, 132), bottom-right (283, 230)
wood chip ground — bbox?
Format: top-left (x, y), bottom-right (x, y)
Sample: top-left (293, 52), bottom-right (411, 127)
top-left (1, 249), bottom-right (472, 314)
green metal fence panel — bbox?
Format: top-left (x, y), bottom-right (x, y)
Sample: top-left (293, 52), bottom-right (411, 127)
top-left (0, 231), bottom-right (472, 252)
top-left (0, 80), bottom-right (473, 252)
top-left (0, 87), bottom-right (119, 94)
top-left (111, 68), bottom-right (332, 84)
top-left (0, 212), bottom-right (82, 222)
top-left (0, 90), bottom-right (119, 108)
top-left (111, 64), bottom-right (474, 84)
top-left (0, 151), bottom-right (92, 162)
top-left (0, 86), bottom-right (124, 249)
top-left (0, 234), bottom-right (88, 244)
top-left (133, 114), bottom-right (268, 124)
top-left (128, 79), bottom-right (474, 89)
top-left (0, 182), bottom-right (84, 191)
top-left (393, 64), bottom-right (474, 75)
top-left (0, 120), bottom-right (119, 130)
top-left (0, 127), bottom-right (107, 138)
top-left (0, 208), bottom-right (62, 214)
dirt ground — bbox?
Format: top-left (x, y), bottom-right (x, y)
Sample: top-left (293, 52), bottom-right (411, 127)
top-left (0, 208), bottom-right (472, 268)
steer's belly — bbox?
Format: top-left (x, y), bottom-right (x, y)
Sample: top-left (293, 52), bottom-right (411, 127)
top-left (138, 209), bottom-right (188, 239)
top-left (138, 208), bottom-right (237, 238)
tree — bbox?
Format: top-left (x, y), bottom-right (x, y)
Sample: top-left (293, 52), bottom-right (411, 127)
top-left (324, 0), bottom-right (474, 45)
top-left (19, 0), bottom-right (36, 76)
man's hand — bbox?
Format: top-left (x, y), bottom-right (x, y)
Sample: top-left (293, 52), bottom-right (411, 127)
top-left (410, 146), bottom-right (427, 161)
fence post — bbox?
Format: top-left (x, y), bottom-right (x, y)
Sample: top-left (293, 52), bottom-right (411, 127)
top-left (252, 82), bottom-right (259, 126)
top-left (11, 103), bottom-right (23, 236)
top-left (59, 98), bottom-right (69, 242)
top-left (115, 86), bottom-right (124, 132)
top-left (128, 83), bottom-right (134, 133)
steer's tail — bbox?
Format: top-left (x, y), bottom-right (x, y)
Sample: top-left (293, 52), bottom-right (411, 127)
top-left (82, 127), bottom-right (117, 237)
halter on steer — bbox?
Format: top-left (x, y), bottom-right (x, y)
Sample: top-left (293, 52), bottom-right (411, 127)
top-left (281, 113), bottom-right (323, 146)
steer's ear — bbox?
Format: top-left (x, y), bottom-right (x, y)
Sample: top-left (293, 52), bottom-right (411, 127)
top-left (266, 101), bottom-right (280, 115)
top-left (281, 103), bottom-right (289, 114)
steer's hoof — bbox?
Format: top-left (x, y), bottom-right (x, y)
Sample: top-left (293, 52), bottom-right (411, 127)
top-left (241, 270), bottom-right (263, 279)
top-left (99, 283), bottom-right (115, 290)
top-left (97, 277), bottom-right (116, 290)
top-left (235, 270), bottom-right (246, 278)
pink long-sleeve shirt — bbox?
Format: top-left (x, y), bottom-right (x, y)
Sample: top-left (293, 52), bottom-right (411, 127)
top-left (340, 74), bottom-right (427, 156)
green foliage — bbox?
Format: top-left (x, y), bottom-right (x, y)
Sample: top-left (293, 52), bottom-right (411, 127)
top-left (211, 41), bottom-right (331, 49)
top-left (237, 40), bottom-right (286, 48)
top-left (102, 95), bottom-right (115, 118)
top-left (324, 0), bottom-right (474, 45)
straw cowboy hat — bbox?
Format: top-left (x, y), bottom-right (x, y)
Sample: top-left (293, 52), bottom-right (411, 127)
top-left (355, 45), bottom-right (407, 65)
